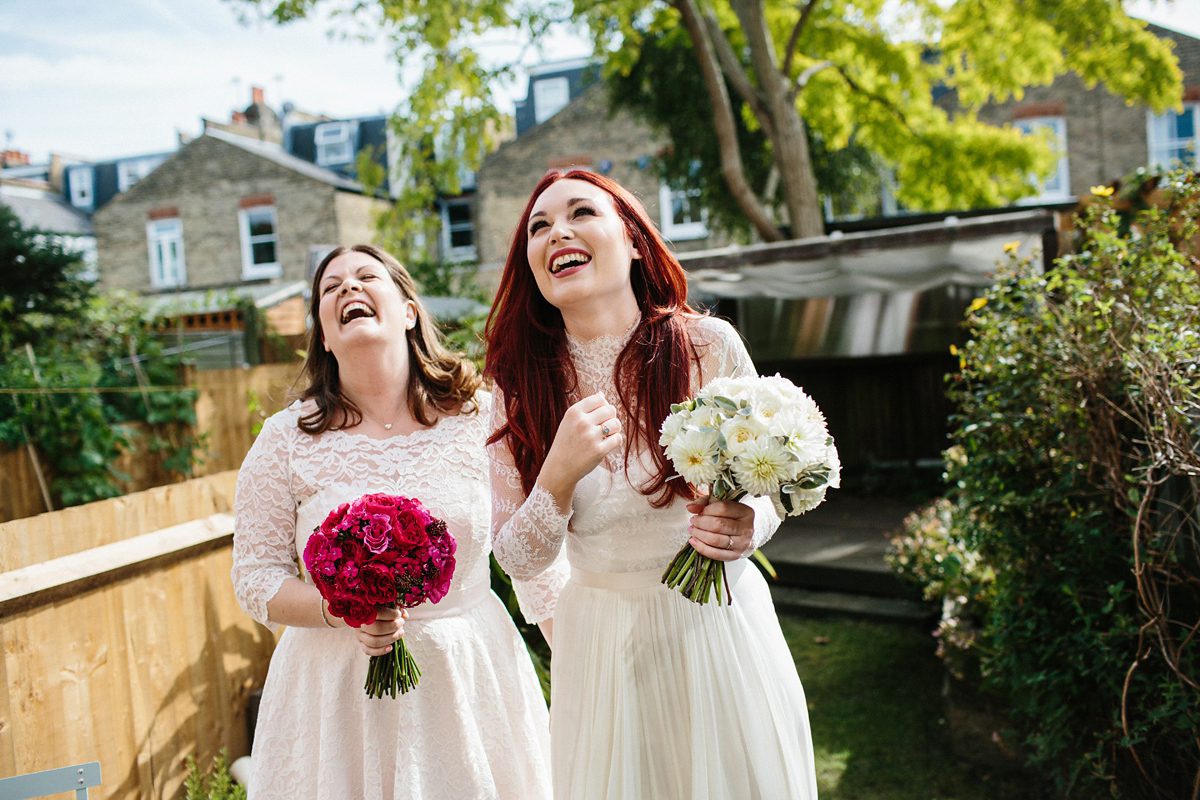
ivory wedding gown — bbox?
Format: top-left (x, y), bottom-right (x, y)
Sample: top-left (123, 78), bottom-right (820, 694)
top-left (233, 390), bottom-right (558, 800)
top-left (490, 316), bottom-right (819, 800)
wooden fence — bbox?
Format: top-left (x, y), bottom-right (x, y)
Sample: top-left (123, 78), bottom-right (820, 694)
top-left (1, 363), bottom-right (302, 525)
top-left (0, 471), bottom-right (276, 798)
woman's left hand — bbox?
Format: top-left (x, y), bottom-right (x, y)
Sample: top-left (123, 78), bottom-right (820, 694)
top-left (685, 496), bottom-right (755, 562)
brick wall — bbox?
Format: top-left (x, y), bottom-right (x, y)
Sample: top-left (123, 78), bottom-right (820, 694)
top-left (474, 84), bottom-right (729, 288)
top-left (93, 135), bottom-right (372, 292)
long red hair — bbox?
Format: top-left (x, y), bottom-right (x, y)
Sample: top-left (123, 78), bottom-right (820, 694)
top-left (484, 169), bottom-right (701, 507)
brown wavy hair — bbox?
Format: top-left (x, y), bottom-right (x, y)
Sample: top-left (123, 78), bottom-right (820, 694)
top-left (484, 169), bottom-right (702, 507)
top-left (298, 244), bottom-right (481, 434)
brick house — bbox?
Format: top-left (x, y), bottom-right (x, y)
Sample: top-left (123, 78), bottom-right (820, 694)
top-left (473, 60), bottom-right (727, 287)
top-left (958, 23), bottom-right (1199, 203)
top-left (93, 128), bottom-right (389, 294)
top-left (90, 128), bottom-right (390, 365)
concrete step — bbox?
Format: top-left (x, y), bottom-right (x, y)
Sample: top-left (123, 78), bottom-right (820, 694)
top-left (770, 585), bottom-right (935, 624)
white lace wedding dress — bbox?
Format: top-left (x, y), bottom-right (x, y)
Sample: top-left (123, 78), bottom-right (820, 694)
top-left (233, 390), bottom-right (559, 800)
top-left (490, 316), bottom-right (818, 800)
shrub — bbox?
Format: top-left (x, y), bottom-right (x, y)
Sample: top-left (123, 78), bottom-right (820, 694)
top-left (938, 172), bottom-right (1200, 797)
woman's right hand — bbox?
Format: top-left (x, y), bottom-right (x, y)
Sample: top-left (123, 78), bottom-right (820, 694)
top-left (537, 393), bottom-right (623, 510)
top-left (352, 607), bottom-right (407, 657)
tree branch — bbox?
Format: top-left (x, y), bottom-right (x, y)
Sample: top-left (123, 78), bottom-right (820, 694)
top-left (701, 8), bottom-right (775, 140)
top-left (790, 59), bottom-right (833, 101)
top-left (673, 0), bottom-right (783, 240)
top-left (781, 0), bottom-right (821, 78)
top-left (834, 64), bottom-right (912, 130)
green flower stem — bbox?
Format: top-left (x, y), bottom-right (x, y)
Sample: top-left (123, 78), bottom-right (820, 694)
top-left (364, 638), bottom-right (421, 699)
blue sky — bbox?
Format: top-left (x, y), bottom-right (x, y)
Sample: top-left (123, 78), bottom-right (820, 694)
top-left (3, 0), bottom-right (1198, 165)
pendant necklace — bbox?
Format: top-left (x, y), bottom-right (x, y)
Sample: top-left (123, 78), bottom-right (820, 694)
top-left (359, 405), bottom-right (399, 430)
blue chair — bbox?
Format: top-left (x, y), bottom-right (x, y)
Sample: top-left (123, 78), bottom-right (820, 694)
top-left (0, 762), bottom-right (101, 800)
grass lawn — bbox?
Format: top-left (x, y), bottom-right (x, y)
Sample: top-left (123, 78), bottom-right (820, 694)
top-left (780, 613), bottom-right (1037, 800)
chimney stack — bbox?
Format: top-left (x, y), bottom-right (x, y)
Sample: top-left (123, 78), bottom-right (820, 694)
top-left (251, 86), bottom-right (265, 106)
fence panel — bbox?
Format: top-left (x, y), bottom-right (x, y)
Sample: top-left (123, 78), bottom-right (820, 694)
top-left (0, 362), bottom-right (301, 524)
top-left (0, 473), bottom-right (276, 799)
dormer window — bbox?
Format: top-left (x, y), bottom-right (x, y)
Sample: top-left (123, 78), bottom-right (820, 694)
top-left (315, 121), bottom-right (355, 166)
top-left (117, 157), bottom-right (165, 192)
top-left (533, 77), bottom-right (570, 124)
top-left (68, 166), bottom-right (94, 209)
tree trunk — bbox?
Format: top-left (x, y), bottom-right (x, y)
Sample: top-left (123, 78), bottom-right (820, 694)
top-left (673, 0), bottom-right (783, 242)
top-left (729, 0), bottom-right (824, 238)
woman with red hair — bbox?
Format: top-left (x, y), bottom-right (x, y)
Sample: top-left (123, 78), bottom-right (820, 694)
top-left (485, 171), bottom-right (817, 799)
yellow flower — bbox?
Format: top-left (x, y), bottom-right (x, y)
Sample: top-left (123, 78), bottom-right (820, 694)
top-left (1090, 185), bottom-right (1115, 197)
top-left (968, 296), bottom-right (987, 313)
top-left (1003, 240), bottom-right (1020, 254)
top-left (949, 344), bottom-right (958, 355)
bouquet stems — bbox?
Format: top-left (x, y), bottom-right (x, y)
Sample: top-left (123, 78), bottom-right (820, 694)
top-left (364, 639), bottom-right (421, 699)
top-left (661, 491), bottom-right (738, 605)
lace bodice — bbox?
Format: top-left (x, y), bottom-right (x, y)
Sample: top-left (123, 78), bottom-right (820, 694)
top-left (489, 316), bottom-right (781, 587)
top-left (233, 389), bottom-right (559, 629)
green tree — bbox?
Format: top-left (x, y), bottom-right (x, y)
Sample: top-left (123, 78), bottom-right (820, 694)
top-left (0, 203), bottom-right (94, 350)
top-left (235, 0), bottom-right (1182, 244)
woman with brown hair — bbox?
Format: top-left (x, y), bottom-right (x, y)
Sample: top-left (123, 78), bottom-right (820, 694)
top-left (486, 172), bottom-right (817, 799)
top-left (232, 244), bottom-right (554, 799)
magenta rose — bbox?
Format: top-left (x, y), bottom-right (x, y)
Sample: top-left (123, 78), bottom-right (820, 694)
top-left (363, 513), bottom-right (393, 554)
top-left (328, 593), bottom-right (377, 628)
top-left (360, 561), bottom-right (398, 606)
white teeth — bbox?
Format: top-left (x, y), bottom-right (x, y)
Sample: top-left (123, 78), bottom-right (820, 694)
top-left (551, 252), bottom-right (591, 273)
top-left (340, 302), bottom-right (375, 324)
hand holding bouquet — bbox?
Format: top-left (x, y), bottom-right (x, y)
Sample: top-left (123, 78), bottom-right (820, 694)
top-left (660, 374), bottom-right (840, 604)
top-left (303, 493), bottom-right (457, 698)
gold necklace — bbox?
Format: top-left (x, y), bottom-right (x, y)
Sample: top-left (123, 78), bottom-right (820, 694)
top-left (358, 404), bottom-right (401, 430)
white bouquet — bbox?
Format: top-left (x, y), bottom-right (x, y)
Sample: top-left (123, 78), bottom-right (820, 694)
top-left (659, 374), bottom-right (841, 604)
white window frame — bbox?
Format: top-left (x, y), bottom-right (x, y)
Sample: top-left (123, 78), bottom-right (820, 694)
top-left (68, 166), bottom-right (93, 209)
top-left (440, 198), bottom-right (476, 263)
top-left (117, 157), bottom-right (164, 192)
top-left (533, 76), bottom-right (570, 124)
top-left (146, 218), bottom-right (186, 289)
top-left (658, 182), bottom-right (708, 241)
top-left (238, 205), bottom-right (282, 280)
top-left (1147, 103), bottom-right (1199, 171)
top-left (315, 121), bottom-right (355, 166)
top-left (1015, 116), bottom-right (1071, 203)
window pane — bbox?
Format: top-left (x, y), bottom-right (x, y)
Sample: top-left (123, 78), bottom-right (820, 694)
top-left (450, 228), bottom-right (473, 248)
top-left (447, 203), bottom-right (471, 225)
top-left (251, 241), bottom-right (277, 264)
top-left (248, 212), bottom-right (275, 237)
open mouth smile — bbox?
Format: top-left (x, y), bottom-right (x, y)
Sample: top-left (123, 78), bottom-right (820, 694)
top-left (549, 250), bottom-right (592, 275)
top-left (340, 301), bottom-right (376, 324)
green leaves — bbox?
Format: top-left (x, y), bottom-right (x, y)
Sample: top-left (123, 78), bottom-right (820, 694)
top-left (939, 170), bottom-right (1200, 795)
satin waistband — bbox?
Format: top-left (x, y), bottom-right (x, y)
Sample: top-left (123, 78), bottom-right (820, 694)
top-left (570, 559), bottom-right (748, 592)
top-left (570, 566), bottom-right (664, 590)
top-left (406, 580), bottom-right (490, 620)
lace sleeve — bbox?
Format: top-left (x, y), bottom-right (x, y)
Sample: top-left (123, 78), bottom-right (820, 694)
top-left (693, 316), bottom-right (783, 548)
top-left (488, 387), bottom-right (572, 602)
top-left (232, 411), bottom-right (298, 632)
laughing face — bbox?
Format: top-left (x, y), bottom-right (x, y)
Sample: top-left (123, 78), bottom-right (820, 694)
top-left (525, 178), bottom-right (640, 316)
top-left (317, 250), bottom-right (416, 359)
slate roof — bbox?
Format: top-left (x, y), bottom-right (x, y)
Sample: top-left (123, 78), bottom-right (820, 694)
top-left (0, 184), bottom-right (93, 236)
top-left (204, 128), bottom-right (367, 192)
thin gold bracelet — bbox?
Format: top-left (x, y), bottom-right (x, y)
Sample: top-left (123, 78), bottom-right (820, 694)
top-left (319, 598), bottom-right (335, 628)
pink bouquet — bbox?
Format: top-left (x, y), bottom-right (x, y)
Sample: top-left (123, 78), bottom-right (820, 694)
top-left (303, 493), bottom-right (457, 698)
